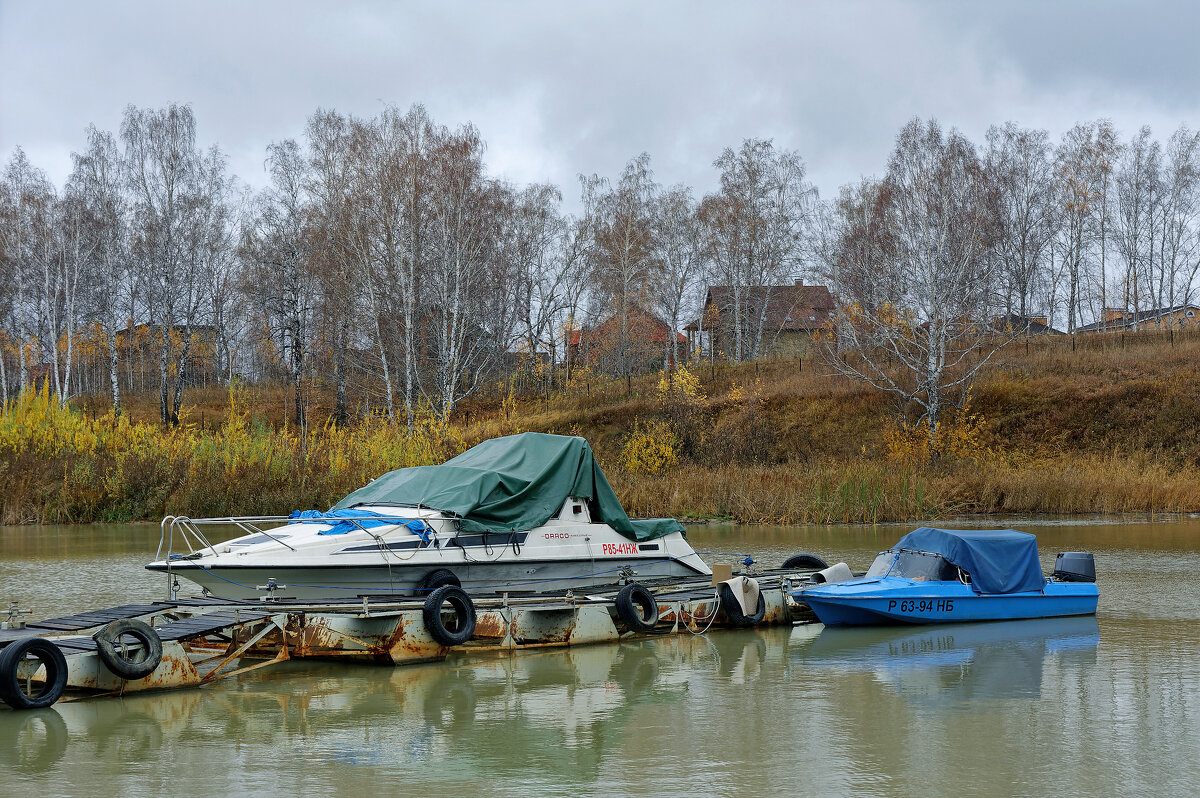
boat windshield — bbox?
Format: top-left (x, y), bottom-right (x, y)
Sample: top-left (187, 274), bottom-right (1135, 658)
top-left (865, 549), bottom-right (959, 581)
top-left (865, 552), bottom-right (896, 578)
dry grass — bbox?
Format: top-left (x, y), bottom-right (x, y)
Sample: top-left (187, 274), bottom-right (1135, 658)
top-left (4, 329), bottom-right (1199, 524)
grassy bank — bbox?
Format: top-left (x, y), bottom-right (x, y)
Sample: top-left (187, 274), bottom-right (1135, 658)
top-left (4, 330), bottom-right (1200, 525)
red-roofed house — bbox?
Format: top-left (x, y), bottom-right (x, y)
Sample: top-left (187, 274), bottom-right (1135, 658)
top-left (568, 305), bottom-right (688, 372)
top-left (685, 280), bottom-right (835, 359)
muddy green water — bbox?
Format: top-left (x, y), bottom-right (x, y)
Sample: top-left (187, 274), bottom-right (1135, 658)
top-left (2, 518), bottom-right (1200, 797)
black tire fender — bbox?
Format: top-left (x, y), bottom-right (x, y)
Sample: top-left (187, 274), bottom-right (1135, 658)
top-left (92, 619), bottom-right (162, 681)
top-left (719, 583), bottom-right (767, 627)
top-left (615, 583), bottom-right (659, 632)
top-left (781, 553), bottom-right (829, 570)
top-left (420, 568), bottom-right (461, 594)
top-left (423, 585), bottom-right (476, 647)
top-left (0, 637), bottom-right (69, 710)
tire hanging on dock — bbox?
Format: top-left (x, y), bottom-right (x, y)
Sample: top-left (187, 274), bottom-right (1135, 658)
top-left (780, 553), bottom-right (829, 570)
top-left (0, 637), bottom-right (69, 710)
top-left (423, 585), bottom-right (477, 647)
top-left (615, 583), bottom-right (659, 632)
top-left (92, 619), bottom-right (163, 681)
top-left (420, 568), bottom-right (461, 594)
top-left (719, 583), bottom-right (766, 627)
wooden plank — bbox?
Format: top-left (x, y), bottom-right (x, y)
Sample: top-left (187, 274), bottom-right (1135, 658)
top-left (157, 611), bottom-right (271, 641)
top-left (25, 604), bottom-right (164, 632)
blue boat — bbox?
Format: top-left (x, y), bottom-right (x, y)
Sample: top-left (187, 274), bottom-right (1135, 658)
top-left (795, 527), bottom-right (1098, 626)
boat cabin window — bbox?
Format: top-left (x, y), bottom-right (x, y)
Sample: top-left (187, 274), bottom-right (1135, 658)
top-left (557, 496), bottom-right (592, 523)
top-left (866, 549), bottom-right (959, 581)
top-left (230, 533), bottom-right (291, 546)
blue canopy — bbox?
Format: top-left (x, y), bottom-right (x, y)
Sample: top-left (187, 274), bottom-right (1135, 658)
top-left (288, 508), bottom-right (433, 542)
top-left (890, 527), bottom-right (1045, 594)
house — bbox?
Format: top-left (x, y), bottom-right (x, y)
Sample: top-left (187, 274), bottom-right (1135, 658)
top-left (990, 314), bottom-right (1064, 336)
top-left (685, 280), bottom-right (834, 359)
top-left (1075, 305), bottom-right (1200, 333)
top-left (568, 306), bottom-right (687, 372)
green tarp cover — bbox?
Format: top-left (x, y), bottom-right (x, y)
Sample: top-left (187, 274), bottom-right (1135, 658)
top-left (330, 432), bottom-right (683, 542)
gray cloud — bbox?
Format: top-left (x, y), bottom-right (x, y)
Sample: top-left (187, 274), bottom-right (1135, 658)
top-left (2, 1), bottom-right (1198, 205)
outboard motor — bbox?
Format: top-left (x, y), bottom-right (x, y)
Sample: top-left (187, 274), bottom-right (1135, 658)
top-left (811, 562), bottom-right (854, 584)
top-left (1052, 552), bottom-right (1096, 583)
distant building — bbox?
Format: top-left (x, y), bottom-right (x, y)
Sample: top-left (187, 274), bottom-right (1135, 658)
top-left (685, 280), bottom-right (834, 359)
top-left (569, 306), bottom-right (686, 371)
top-left (990, 314), bottom-right (1064, 335)
top-left (1075, 305), bottom-right (1200, 333)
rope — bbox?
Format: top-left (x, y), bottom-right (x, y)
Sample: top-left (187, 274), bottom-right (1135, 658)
top-left (679, 587), bottom-right (722, 635)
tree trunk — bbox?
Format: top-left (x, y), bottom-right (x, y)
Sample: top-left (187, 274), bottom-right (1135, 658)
top-left (107, 327), bottom-right (121, 415)
top-left (334, 322), bottom-right (349, 425)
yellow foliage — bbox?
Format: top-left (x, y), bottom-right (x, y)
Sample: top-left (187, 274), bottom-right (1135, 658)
top-left (621, 420), bottom-right (678, 475)
top-left (655, 365), bottom-right (705, 406)
top-left (566, 364), bottom-right (597, 393)
top-left (726, 377), bottom-right (764, 406)
top-left (883, 404), bottom-right (988, 464)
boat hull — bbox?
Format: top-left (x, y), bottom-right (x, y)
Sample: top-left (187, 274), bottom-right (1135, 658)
top-left (148, 506), bottom-right (711, 601)
top-left (797, 578), bottom-right (1098, 626)
top-left (148, 553), bottom-right (708, 600)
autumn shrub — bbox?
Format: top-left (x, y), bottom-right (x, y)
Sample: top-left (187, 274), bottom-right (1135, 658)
top-left (621, 420), bottom-right (678, 475)
top-left (883, 403), bottom-right (988, 465)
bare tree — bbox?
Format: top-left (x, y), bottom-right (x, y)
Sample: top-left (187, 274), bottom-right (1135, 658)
top-left (650, 185), bottom-right (705, 366)
top-left (420, 125), bottom-right (516, 418)
top-left (508, 182), bottom-right (569, 392)
top-left (243, 139), bottom-right (317, 427)
top-left (698, 139), bottom-right (815, 361)
top-left (591, 153), bottom-right (658, 381)
top-left (351, 105), bottom-right (440, 428)
top-left (1055, 121), bottom-right (1115, 333)
top-left (305, 109), bottom-right (357, 424)
top-left (1112, 126), bottom-right (1161, 330)
top-left (122, 103), bottom-right (219, 424)
top-left (0, 148), bottom-right (54, 393)
top-left (44, 173), bottom-right (97, 407)
top-left (985, 123), bottom-right (1056, 323)
top-left (1156, 126), bottom-right (1200, 330)
top-left (73, 126), bottom-right (128, 412)
top-left (820, 119), bottom-right (1005, 439)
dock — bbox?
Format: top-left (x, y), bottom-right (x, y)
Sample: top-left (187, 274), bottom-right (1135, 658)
top-left (0, 570), bottom-right (817, 709)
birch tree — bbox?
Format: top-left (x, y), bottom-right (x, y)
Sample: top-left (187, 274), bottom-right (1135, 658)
top-left (0, 148), bottom-right (54, 393)
top-left (698, 139), bottom-right (815, 361)
top-left (591, 153), bottom-right (658, 379)
top-left (305, 109), bottom-right (357, 423)
top-left (1055, 121), bottom-right (1115, 333)
top-left (820, 119), bottom-right (1005, 439)
top-left (985, 123), bottom-right (1056, 322)
top-left (508, 182), bottom-right (569, 392)
top-left (74, 126), bottom-right (128, 412)
top-left (243, 139), bottom-right (317, 426)
top-left (420, 125), bottom-right (515, 418)
top-left (651, 185), bottom-right (705, 365)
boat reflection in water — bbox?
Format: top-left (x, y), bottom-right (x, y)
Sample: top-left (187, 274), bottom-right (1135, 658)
top-left (0, 630), bottom-right (777, 786)
top-left (792, 617), bottom-right (1099, 705)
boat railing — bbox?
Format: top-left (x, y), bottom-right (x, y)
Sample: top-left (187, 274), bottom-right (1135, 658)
top-left (156, 513), bottom-right (432, 600)
top-left (156, 513), bottom-right (434, 565)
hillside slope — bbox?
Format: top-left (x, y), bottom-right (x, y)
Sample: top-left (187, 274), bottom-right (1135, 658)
top-left (5, 331), bottom-right (1200, 524)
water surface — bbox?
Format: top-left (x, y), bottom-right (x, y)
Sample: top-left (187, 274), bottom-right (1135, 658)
top-left (2, 518), bottom-right (1199, 797)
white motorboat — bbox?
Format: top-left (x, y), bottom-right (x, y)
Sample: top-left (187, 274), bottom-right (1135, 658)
top-left (147, 433), bottom-right (711, 600)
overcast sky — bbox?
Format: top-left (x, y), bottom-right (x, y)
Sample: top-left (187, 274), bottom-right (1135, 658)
top-left (3, 1), bottom-right (1199, 206)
